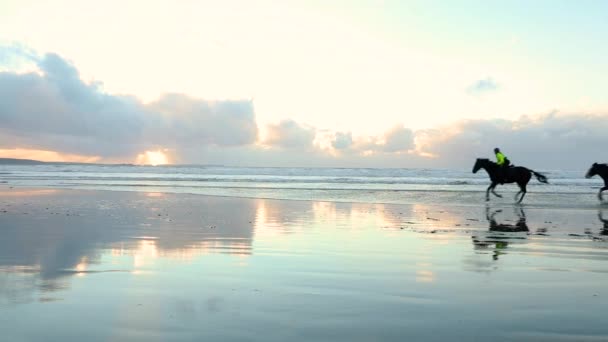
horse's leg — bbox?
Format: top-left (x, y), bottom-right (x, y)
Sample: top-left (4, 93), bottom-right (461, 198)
top-left (491, 188), bottom-right (503, 198)
top-left (486, 183), bottom-right (496, 201)
top-left (600, 186), bottom-right (608, 201)
top-left (514, 180), bottom-right (525, 201)
top-left (514, 190), bottom-right (521, 201)
top-left (517, 184), bottom-right (527, 204)
top-left (518, 191), bottom-right (527, 204)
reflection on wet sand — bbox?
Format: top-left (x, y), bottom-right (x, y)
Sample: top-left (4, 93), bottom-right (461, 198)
top-left (0, 191), bottom-right (260, 303)
top-left (0, 190), bottom-right (608, 298)
top-left (2, 189), bottom-right (608, 305)
top-left (0, 192), bottom-right (441, 304)
top-left (487, 207), bottom-right (529, 233)
top-left (464, 205), bottom-right (608, 275)
top-left (0, 193), bottom-right (408, 301)
top-left (2, 190), bottom-right (608, 341)
top-left (472, 207), bottom-right (529, 261)
top-left (599, 210), bottom-right (608, 236)
top-left (0, 189), bottom-right (58, 197)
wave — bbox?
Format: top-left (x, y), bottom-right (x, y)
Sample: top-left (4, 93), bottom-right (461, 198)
top-left (54, 182), bottom-right (599, 195)
top-left (1, 165), bottom-right (601, 199)
top-left (448, 181), bottom-right (470, 185)
top-left (2, 175), bottom-right (599, 189)
top-left (0, 175), bottom-right (487, 185)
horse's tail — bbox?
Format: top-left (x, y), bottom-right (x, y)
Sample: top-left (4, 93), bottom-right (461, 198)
top-left (531, 170), bottom-right (548, 184)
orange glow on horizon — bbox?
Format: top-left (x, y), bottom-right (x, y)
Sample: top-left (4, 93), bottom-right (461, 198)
top-left (0, 148), bottom-right (101, 163)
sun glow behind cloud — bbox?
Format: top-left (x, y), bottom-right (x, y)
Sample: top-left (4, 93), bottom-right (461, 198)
top-left (135, 150), bottom-right (170, 166)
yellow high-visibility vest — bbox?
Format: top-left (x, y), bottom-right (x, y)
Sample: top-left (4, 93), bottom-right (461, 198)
top-left (496, 152), bottom-right (506, 166)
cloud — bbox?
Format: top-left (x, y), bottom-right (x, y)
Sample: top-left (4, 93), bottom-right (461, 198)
top-left (467, 77), bottom-right (499, 95)
top-left (175, 143), bottom-right (432, 168)
top-left (0, 43), bottom-right (38, 70)
top-left (2, 46), bottom-right (607, 169)
top-left (415, 112), bottom-right (608, 169)
top-left (0, 54), bottom-right (148, 157)
top-left (331, 131), bottom-right (353, 150)
top-left (382, 125), bottom-right (414, 152)
top-left (147, 93), bottom-right (257, 147)
top-left (264, 120), bottom-right (316, 149)
top-left (0, 47), bottom-right (257, 160)
top-left (326, 126), bottom-right (414, 156)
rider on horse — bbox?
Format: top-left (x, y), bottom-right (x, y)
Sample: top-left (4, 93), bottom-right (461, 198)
top-left (494, 148), bottom-right (510, 184)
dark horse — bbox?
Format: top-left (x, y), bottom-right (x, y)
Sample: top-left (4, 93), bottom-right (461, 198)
top-left (472, 158), bottom-right (548, 203)
top-left (585, 163), bottom-right (608, 201)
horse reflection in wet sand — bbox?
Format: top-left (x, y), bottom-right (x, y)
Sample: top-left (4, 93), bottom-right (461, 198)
top-left (585, 163), bottom-right (608, 201)
top-left (472, 158), bottom-right (548, 203)
top-left (472, 207), bottom-right (529, 261)
top-left (599, 211), bottom-right (608, 236)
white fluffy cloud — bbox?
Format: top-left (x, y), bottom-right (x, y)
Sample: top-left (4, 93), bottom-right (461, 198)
top-left (147, 94), bottom-right (257, 147)
top-left (264, 120), bottom-right (316, 149)
top-left (325, 125), bottom-right (415, 156)
top-left (382, 125), bottom-right (415, 152)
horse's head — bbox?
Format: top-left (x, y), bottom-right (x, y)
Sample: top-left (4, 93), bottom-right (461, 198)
top-left (472, 158), bottom-right (488, 174)
top-left (586, 162), bottom-right (600, 178)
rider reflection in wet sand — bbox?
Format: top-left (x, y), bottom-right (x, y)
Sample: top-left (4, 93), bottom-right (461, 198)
top-left (472, 206), bottom-right (529, 260)
top-left (487, 207), bottom-right (528, 233)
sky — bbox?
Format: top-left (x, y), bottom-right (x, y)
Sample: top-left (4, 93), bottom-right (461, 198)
top-left (0, 0), bottom-right (607, 168)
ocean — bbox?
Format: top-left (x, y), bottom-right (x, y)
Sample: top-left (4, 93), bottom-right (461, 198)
top-left (0, 164), bottom-right (602, 208)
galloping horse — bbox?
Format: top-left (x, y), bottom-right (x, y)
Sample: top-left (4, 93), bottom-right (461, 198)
top-left (472, 158), bottom-right (548, 203)
top-left (585, 163), bottom-right (608, 201)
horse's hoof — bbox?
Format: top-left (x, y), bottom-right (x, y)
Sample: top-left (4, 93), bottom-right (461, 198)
top-left (496, 195), bottom-right (503, 198)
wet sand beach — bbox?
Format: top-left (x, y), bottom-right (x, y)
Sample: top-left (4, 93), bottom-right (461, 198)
top-left (1, 188), bottom-right (608, 341)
